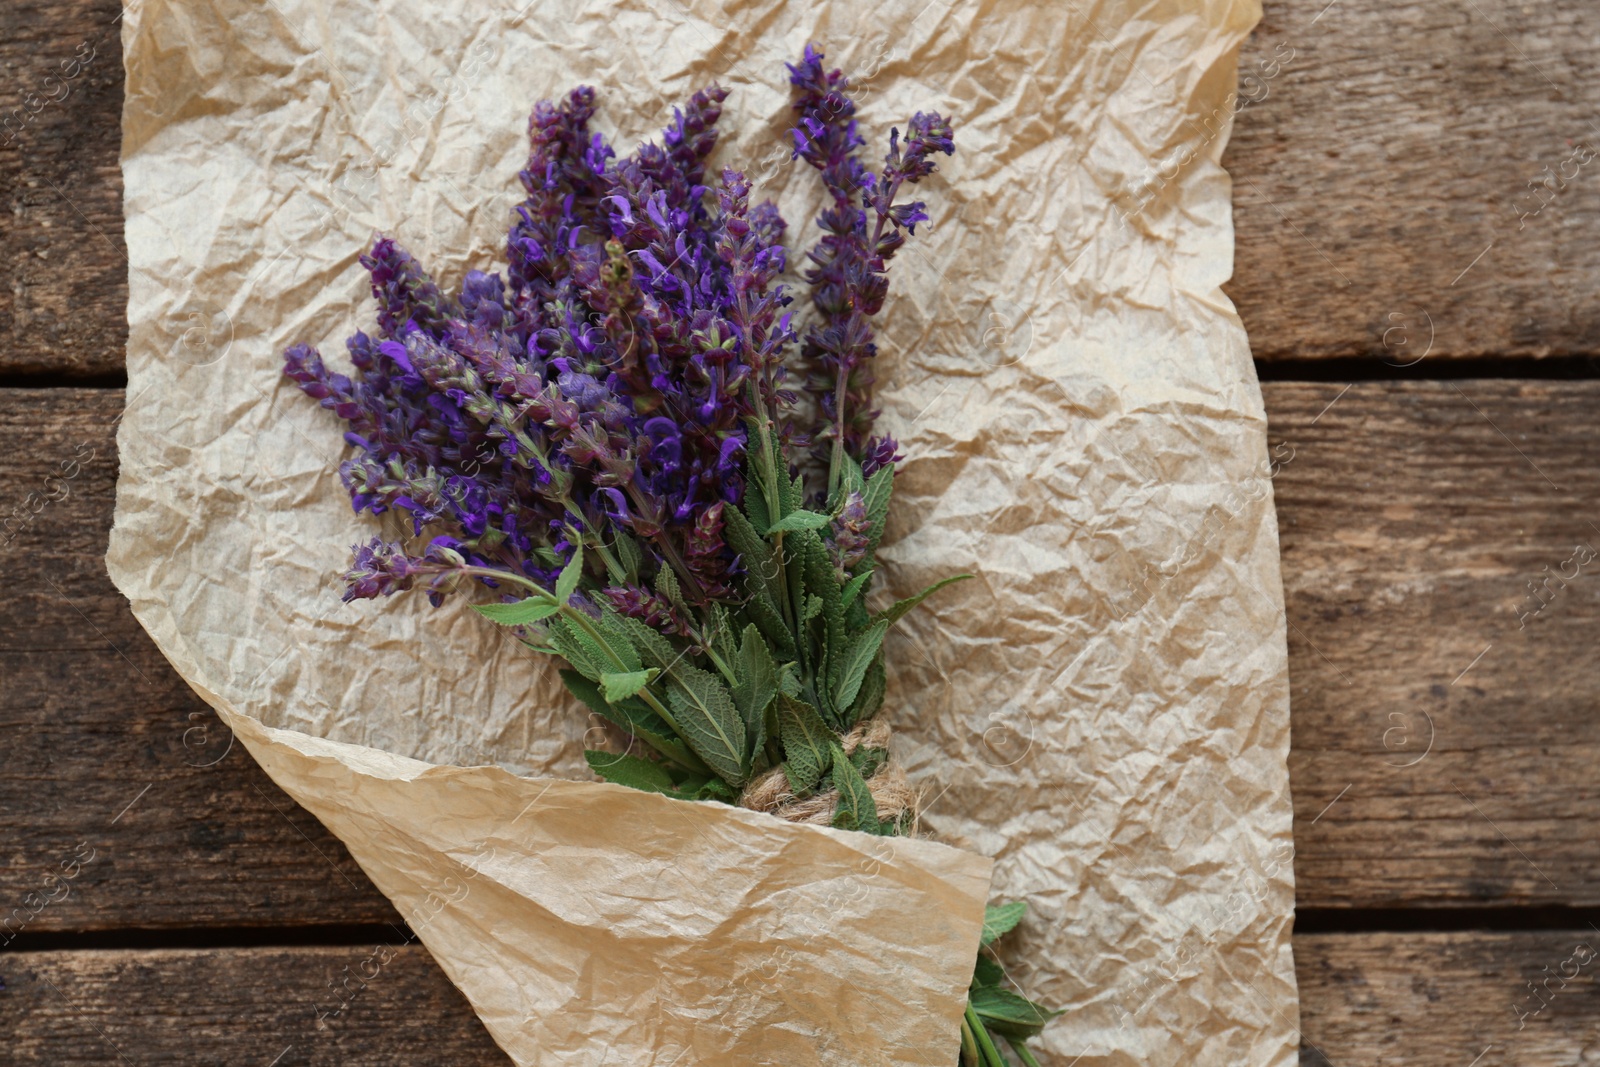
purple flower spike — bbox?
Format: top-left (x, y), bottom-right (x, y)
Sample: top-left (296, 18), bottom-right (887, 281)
top-left (343, 538), bottom-right (424, 601)
top-left (829, 491), bottom-right (871, 581)
top-left (786, 45), bottom-right (955, 491)
top-left (284, 51), bottom-right (952, 611)
top-left (362, 238), bottom-right (456, 340)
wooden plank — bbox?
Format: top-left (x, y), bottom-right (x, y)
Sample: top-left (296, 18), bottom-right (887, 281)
top-left (1269, 381), bottom-right (1600, 907)
top-left (6, 1), bottom-right (1600, 377)
top-left (7, 933), bottom-right (1599, 1064)
top-left (4, 380), bottom-right (1598, 928)
top-left (0, 389), bottom-right (401, 932)
top-left (0, 0), bottom-right (128, 378)
top-left (1227, 0), bottom-right (1600, 361)
top-left (1, 945), bottom-right (508, 1065)
top-left (1297, 931), bottom-right (1600, 1066)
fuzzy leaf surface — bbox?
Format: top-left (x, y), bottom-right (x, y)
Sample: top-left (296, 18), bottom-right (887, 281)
top-left (601, 668), bottom-right (658, 704)
top-left (969, 986), bottom-right (1059, 1040)
top-left (473, 597), bottom-right (560, 625)
top-left (840, 569), bottom-right (873, 612)
top-left (778, 695), bottom-right (833, 793)
top-left (834, 620), bottom-right (888, 713)
top-left (584, 750), bottom-right (675, 793)
top-left (555, 545), bottom-right (584, 602)
top-left (560, 670), bottom-right (705, 773)
top-left (667, 667), bottom-right (749, 786)
top-left (767, 509), bottom-right (832, 534)
top-left (972, 954), bottom-right (1005, 989)
top-left (547, 617), bottom-right (607, 681)
top-left (981, 901), bottom-right (1028, 946)
top-left (875, 574), bottom-right (973, 628)
top-left (848, 654), bottom-right (887, 726)
top-left (829, 740), bottom-right (879, 833)
top-left (732, 624), bottom-right (778, 750)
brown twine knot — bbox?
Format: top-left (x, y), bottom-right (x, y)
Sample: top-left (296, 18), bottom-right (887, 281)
top-left (736, 716), bottom-right (918, 831)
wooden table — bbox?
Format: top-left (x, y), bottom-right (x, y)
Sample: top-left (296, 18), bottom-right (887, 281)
top-left (4, 2), bottom-right (1598, 1063)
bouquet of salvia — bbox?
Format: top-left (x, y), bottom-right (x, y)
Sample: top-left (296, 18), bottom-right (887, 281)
top-left (283, 45), bottom-right (1058, 1065)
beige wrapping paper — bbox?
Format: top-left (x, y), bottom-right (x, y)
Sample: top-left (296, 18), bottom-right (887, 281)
top-left (110, 0), bottom-right (1296, 1063)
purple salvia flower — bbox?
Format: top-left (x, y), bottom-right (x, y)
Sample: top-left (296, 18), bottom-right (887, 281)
top-left (786, 44), bottom-right (870, 205)
top-left (509, 87), bottom-right (608, 308)
top-left (343, 538), bottom-right (425, 601)
top-left (786, 45), bottom-right (954, 489)
top-left (860, 434), bottom-right (901, 478)
top-left (683, 501), bottom-right (733, 599)
top-left (285, 58), bottom-right (947, 619)
top-left (362, 238), bottom-right (456, 340)
top-left (663, 84), bottom-right (730, 188)
top-left (601, 584), bottom-right (696, 639)
top-left (828, 491), bottom-right (871, 581)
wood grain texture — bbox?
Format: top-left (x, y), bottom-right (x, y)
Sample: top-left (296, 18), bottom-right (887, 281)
top-left (1226, 0), bottom-right (1600, 361)
top-left (6, 934), bottom-right (1599, 1064)
top-left (1, 945), bottom-right (509, 1065)
top-left (0, 389), bottom-right (402, 933)
top-left (1296, 932), bottom-right (1600, 1066)
top-left (0, 0), bottom-right (128, 378)
top-left (1268, 381), bottom-right (1600, 907)
top-left (6, 0), bottom-right (1600, 376)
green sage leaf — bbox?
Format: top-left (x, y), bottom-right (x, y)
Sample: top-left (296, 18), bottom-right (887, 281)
top-left (777, 440), bottom-right (803, 517)
top-left (838, 453), bottom-right (866, 504)
top-left (777, 661), bottom-right (801, 697)
top-left (972, 954), bottom-right (1005, 989)
top-left (547, 617), bottom-right (607, 681)
top-left (584, 750), bottom-right (675, 793)
top-left (555, 544), bottom-right (584, 603)
top-left (778, 695), bottom-right (833, 793)
top-left (723, 503), bottom-right (776, 595)
top-left (473, 597), bottom-right (560, 625)
top-left (833, 620), bottom-right (889, 713)
top-left (799, 528), bottom-right (845, 719)
top-left (981, 901), bottom-right (1028, 946)
top-left (744, 484), bottom-right (772, 533)
top-left (666, 667), bottom-right (749, 786)
top-left (731, 624), bottom-right (778, 749)
top-left (744, 587), bottom-right (797, 658)
top-left (862, 462), bottom-right (894, 529)
top-left (608, 611), bottom-right (681, 672)
top-left (709, 604), bottom-right (740, 665)
top-left (829, 740), bottom-right (879, 833)
top-left (840, 569), bottom-right (873, 612)
top-left (654, 564), bottom-right (688, 614)
top-left (860, 462), bottom-right (895, 567)
top-left (601, 668), bottom-right (658, 704)
top-left (802, 593), bottom-right (823, 623)
top-left (874, 574), bottom-right (973, 628)
top-left (741, 418), bottom-right (775, 531)
top-left (848, 655), bottom-right (887, 726)
top-left (849, 745), bottom-right (888, 781)
top-left (969, 986), bottom-right (1059, 1041)
top-left (560, 670), bottom-right (706, 774)
top-left (766, 509), bottom-right (831, 534)
top-left (590, 608), bottom-right (643, 672)
top-left (614, 530), bottom-right (644, 583)
top-left (695, 777), bottom-right (738, 803)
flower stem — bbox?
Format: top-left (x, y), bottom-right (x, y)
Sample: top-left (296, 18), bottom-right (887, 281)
top-left (557, 605), bottom-right (686, 738)
top-left (691, 620), bottom-right (740, 688)
top-left (452, 564), bottom-right (704, 769)
top-left (827, 369), bottom-right (849, 500)
top-left (965, 1003), bottom-right (1008, 1067)
top-left (958, 1016), bottom-right (980, 1066)
top-left (1008, 1037), bottom-right (1042, 1067)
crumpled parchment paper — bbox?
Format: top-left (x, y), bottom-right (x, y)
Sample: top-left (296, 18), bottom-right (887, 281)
top-left (110, 0), bottom-right (1296, 1063)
